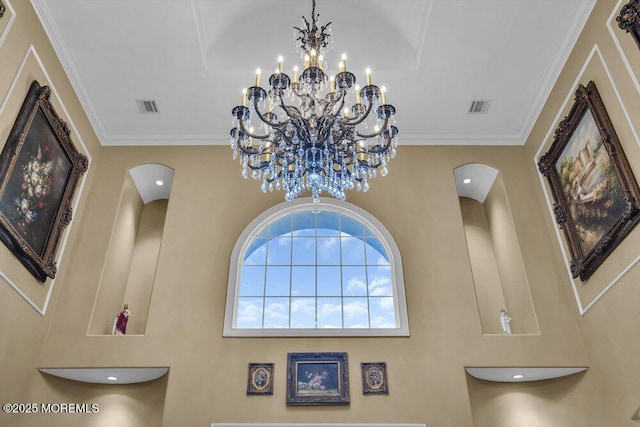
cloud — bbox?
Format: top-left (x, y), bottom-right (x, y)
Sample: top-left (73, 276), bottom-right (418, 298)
top-left (318, 302), bottom-right (342, 315)
top-left (317, 237), bottom-right (339, 260)
top-left (291, 298), bottom-right (315, 314)
top-left (371, 316), bottom-right (395, 328)
top-left (375, 297), bottom-right (395, 312)
top-left (319, 324), bottom-right (340, 328)
top-left (277, 237), bottom-right (291, 245)
top-left (237, 299), bottom-right (263, 327)
top-left (293, 237), bottom-right (315, 250)
top-left (264, 301), bottom-right (288, 321)
top-left (341, 239), bottom-right (367, 266)
top-left (374, 255), bottom-right (390, 265)
top-left (346, 276), bottom-right (367, 295)
top-left (243, 244), bottom-right (266, 265)
top-left (317, 301), bottom-right (343, 328)
top-left (346, 323), bottom-right (368, 328)
top-left (343, 299), bottom-right (368, 318)
top-left (368, 276), bottom-right (392, 296)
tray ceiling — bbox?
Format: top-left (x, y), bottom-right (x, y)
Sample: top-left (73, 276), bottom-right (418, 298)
top-left (31, 0), bottom-right (595, 147)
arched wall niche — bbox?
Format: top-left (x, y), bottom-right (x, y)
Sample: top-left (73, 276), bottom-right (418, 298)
top-left (454, 163), bottom-right (538, 335)
top-left (88, 164), bottom-right (174, 336)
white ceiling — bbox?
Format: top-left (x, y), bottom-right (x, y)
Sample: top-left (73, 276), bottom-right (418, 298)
top-left (31, 0), bottom-right (595, 148)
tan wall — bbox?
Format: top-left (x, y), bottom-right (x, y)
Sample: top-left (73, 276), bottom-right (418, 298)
top-left (31, 145), bottom-right (591, 427)
top-left (89, 173), bottom-right (143, 335)
top-left (459, 196), bottom-right (507, 334)
top-left (0, 0), bottom-right (101, 422)
top-left (466, 373), bottom-right (603, 426)
top-left (3, 0), bottom-right (638, 426)
top-left (524, 0), bottom-right (640, 423)
top-left (123, 199), bottom-right (167, 335)
top-left (484, 173), bottom-right (538, 335)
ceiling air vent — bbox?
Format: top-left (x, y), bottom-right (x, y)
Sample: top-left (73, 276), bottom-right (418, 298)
top-left (136, 99), bottom-right (159, 114)
top-left (468, 99), bottom-right (491, 114)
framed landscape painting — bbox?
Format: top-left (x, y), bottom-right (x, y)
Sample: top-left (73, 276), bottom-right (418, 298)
top-left (0, 80), bottom-right (88, 281)
top-left (538, 81), bottom-right (640, 281)
top-left (286, 352), bottom-right (349, 405)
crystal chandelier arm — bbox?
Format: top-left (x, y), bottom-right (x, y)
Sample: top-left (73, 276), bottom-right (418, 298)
top-left (346, 84), bottom-right (386, 128)
top-left (237, 117), bottom-right (271, 141)
top-left (321, 91), bottom-right (346, 119)
top-left (363, 126), bottom-right (398, 161)
top-left (356, 117), bottom-right (391, 140)
top-left (246, 158), bottom-right (273, 171)
top-left (232, 131), bottom-right (260, 157)
top-left (343, 98), bottom-right (373, 127)
top-left (290, 82), bottom-right (306, 98)
top-left (374, 125), bottom-right (399, 151)
top-left (250, 95), bottom-right (291, 131)
top-left (356, 102), bottom-right (397, 139)
top-left (275, 94), bottom-right (317, 146)
top-left (279, 103), bottom-right (303, 121)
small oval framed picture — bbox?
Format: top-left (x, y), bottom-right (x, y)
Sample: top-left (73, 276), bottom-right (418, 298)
top-left (247, 363), bottom-right (274, 395)
top-left (361, 362), bottom-right (388, 394)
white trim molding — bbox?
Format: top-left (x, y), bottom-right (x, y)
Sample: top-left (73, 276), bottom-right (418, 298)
top-left (214, 424), bottom-right (425, 427)
top-left (0, 45), bottom-right (91, 315)
top-left (534, 44), bottom-right (640, 315)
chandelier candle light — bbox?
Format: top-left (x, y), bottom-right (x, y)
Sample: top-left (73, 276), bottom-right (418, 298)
top-left (230, 0), bottom-right (398, 202)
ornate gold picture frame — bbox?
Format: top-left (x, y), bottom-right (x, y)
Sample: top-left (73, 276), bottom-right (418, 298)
top-left (247, 363), bottom-right (274, 395)
top-left (361, 362), bottom-right (388, 394)
top-left (0, 80), bottom-right (88, 281)
top-left (618, 0), bottom-right (640, 50)
top-left (538, 81), bottom-right (640, 281)
top-left (286, 352), bottom-right (349, 405)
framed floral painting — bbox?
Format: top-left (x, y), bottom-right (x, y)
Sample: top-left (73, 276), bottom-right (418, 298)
top-left (361, 362), bottom-right (388, 394)
top-left (538, 81), bottom-right (640, 281)
top-left (247, 363), bottom-right (274, 395)
top-left (0, 80), bottom-right (88, 281)
top-left (286, 352), bottom-right (349, 405)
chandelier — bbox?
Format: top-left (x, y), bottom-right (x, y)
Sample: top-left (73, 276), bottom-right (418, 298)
top-left (230, 0), bottom-right (398, 202)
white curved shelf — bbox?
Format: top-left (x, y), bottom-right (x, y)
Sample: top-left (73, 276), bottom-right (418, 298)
top-left (39, 367), bottom-right (169, 384)
top-left (465, 367), bottom-right (587, 382)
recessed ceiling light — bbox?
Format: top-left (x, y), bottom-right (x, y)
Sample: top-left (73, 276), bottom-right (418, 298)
top-left (155, 180), bottom-right (164, 186)
top-left (463, 178), bottom-right (471, 184)
top-left (106, 376), bottom-right (118, 381)
top-left (512, 374), bottom-right (524, 379)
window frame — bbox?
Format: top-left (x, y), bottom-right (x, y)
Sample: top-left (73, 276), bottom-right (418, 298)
top-left (224, 198), bottom-right (409, 337)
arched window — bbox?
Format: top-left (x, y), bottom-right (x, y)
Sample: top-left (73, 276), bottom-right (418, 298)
top-left (224, 198), bottom-right (409, 337)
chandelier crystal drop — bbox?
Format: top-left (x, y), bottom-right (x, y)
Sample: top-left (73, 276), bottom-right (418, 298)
top-left (230, 0), bottom-right (398, 202)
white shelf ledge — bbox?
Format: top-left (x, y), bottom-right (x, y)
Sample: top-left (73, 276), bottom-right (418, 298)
top-left (465, 367), bottom-right (587, 382)
top-left (39, 367), bottom-right (169, 384)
